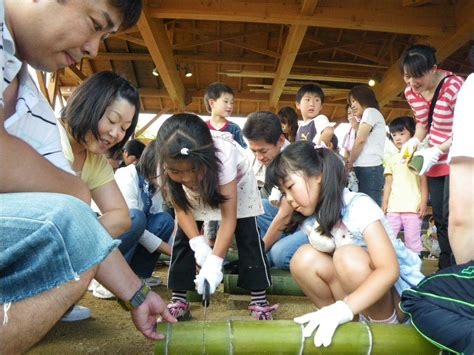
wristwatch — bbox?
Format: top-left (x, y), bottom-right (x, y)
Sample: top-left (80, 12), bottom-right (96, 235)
top-left (118, 281), bottom-right (151, 311)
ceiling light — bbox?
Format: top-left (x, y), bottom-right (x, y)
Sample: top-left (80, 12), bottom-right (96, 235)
top-left (152, 67), bottom-right (159, 77)
top-left (368, 79), bottom-right (376, 87)
top-left (184, 65), bottom-right (193, 78)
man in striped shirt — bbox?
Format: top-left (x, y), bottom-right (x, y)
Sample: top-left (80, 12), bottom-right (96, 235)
top-left (400, 44), bottom-right (464, 269)
top-left (0, 1), bottom-right (176, 353)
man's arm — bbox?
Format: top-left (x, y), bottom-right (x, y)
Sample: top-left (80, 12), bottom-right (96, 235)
top-left (0, 122), bottom-right (91, 203)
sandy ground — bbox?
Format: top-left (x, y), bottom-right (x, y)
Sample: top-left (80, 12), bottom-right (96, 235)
top-left (28, 259), bottom-right (438, 354)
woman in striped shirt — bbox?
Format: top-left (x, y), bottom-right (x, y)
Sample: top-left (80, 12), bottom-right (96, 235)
top-left (399, 44), bottom-right (464, 269)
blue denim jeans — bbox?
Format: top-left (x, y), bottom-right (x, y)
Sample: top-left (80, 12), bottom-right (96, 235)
top-left (121, 209), bottom-right (174, 278)
top-left (0, 193), bottom-right (118, 303)
top-left (353, 165), bottom-right (384, 207)
top-left (257, 199), bottom-right (309, 270)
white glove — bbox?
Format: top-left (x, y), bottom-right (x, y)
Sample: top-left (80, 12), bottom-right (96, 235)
top-left (294, 301), bottom-right (354, 347)
top-left (414, 146), bottom-right (443, 176)
top-left (189, 235), bottom-right (212, 267)
top-left (400, 137), bottom-right (420, 162)
top-left (194, 254), bottom-right (223, 295)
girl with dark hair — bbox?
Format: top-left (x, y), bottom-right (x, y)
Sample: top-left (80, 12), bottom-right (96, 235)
top-left (399, 44), bottom-right (464, 269)
top-left (277, 106), bottom-right (299, 143)
top-left (156, 113), bottom-right (276, 321)
top-left (346, 85), bottom-right (386, 206)
top-left (266, 142), bottom-right (424, 348)
top-left (115, 140), bottom-right (175, 287)
top-left (58, 71), bottom-right (142, 300)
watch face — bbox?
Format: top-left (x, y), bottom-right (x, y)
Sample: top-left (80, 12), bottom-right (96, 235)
top-left (131, 283), bottom-right (150, 309)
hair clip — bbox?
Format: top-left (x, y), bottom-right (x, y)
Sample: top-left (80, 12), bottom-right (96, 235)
top-left (180, 147), bottom-right (190, 155)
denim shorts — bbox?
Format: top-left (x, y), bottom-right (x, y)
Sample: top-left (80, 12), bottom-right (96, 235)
top-left (0, 193), bottom-right (119, 303)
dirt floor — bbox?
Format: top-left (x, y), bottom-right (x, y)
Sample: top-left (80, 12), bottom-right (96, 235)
top-left (28, 259), bottom-right (438, 355)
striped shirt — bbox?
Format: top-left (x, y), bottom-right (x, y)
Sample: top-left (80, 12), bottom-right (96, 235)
top-left (404, 70), bottom-right (464, 177)
top-left (1, 9), bottom-right (73, 174)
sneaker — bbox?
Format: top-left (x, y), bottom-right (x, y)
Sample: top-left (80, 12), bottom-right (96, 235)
top-left (143, 276), bottom-right (162, 287)
top-left (248, 303), bottom-right (279, 320)
top-left (167, 300), bottom-right (192, 321)
top-left (88, 279), bottom-right (99, 292)
top-left (92, 283), bottom-right (115, 299)
top-left (61, 304), bottom-right (91, 322)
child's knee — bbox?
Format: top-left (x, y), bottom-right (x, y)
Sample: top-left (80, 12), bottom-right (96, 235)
top-left (333, 245), bottom-right (371, 277)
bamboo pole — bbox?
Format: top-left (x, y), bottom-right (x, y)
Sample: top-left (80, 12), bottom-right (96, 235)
top-left (224, 269), bottom-right (305, 296)
top-left (155, 320), bottom-right (437, 354)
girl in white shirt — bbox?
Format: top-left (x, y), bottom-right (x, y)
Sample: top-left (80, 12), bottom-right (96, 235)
top-left (156, 113), bottom-right (277, 321)
top-left (346, 85), bottom-right (387, 206)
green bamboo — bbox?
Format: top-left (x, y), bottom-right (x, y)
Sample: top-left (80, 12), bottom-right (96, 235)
top-left (408, 155), bottom-right (424, 175)
top-left (155, 320), bottom-right (437, 354)
top-left (224, 269), bottom-right (305, 296)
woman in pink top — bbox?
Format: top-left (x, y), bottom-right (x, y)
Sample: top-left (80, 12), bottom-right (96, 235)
top-left (399, 44), bottom-right (464, 269)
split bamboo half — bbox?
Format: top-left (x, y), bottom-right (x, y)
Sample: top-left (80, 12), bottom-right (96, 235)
top-left (155, 320), bottom-right (437, 354)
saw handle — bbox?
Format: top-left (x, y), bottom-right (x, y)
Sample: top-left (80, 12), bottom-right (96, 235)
top-left (202, 279), bottom-right (210, 307)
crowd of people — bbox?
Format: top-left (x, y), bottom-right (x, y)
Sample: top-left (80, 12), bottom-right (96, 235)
top-left (1, 0), bottom-right (472, 353)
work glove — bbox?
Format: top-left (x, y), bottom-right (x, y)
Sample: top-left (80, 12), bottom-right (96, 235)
top-left (194, 254), bottom-right (223, 295)
top-left (189, 235), bottom-right (212, 267)
top-left (294, 300), bottom-right (354, 347)
top-left (400, 137), bottom-right (420, 162)
top-left (414, 146), bottom-right (443, 176)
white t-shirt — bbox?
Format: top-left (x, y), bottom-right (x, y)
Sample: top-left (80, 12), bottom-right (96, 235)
top-left (114, 164), bottom-right (166, 253)
top-left (449, 74), bottom-right (474, 162)
top-left (312, 115), bottom-right (336, 146)
top-left (184, 130), bottom-right (263, 221)
top-left (1, 17), bottom-right (73, 174)
top-left (354, 108), bottom-right (386, 167)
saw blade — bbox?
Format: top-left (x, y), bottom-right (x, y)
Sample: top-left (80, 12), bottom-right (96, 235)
top-left (202, 279), bottom-right (210, 353)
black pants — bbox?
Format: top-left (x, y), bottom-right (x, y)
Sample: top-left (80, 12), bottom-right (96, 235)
top-left (400, 261), bottom-right (474, 354)
top-left (427, 175), bottom-right (454, 269)
top-left (168, 216), bottom-right (272, 291)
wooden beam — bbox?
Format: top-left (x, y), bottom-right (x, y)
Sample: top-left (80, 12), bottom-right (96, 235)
top-left (223, 39), bottom-right (280, 59)
top-left (269, 0), bottom-right (318, 109)
top-left (149, 1), bottom-right (455, 36)
top-left (375, 0), bottom-right (474, 107)
top-left (135, 105), bottom-right (171, 136)
top-left (172, 29), bottom-right (267, 50)
top-left (65, 65), bottom-right (87, 83)
top-left (114, 34), bottom-right (146, 47)
top-left (137, 10), bottom-right (186, 110)
top-left (35, 71), bottom-right (50, 103)
top-left (47, 72), bottom-right (59, 108)
top-left (220, 70), bottom-right (370, 84)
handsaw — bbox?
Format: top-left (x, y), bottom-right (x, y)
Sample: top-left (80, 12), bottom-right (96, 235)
top-left (201, 279), bottom-right (210, 353)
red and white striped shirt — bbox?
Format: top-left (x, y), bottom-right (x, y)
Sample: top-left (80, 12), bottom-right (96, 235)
top-left (405, 70), bottom-right (464, 177)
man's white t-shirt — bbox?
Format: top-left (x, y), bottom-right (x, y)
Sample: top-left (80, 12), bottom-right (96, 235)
top-left (449, 73), bottom-right (474, 162)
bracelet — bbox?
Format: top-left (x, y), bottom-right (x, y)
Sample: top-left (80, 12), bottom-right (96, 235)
top-left (118, 281), bottom-right (150, 312)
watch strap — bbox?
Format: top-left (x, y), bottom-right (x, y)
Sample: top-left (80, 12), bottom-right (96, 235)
top-left (118, 281), bottom-right (150, 311)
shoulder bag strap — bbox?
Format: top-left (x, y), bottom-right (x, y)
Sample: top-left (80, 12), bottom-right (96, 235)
top-left (427, 75), bottom-right (453, 129)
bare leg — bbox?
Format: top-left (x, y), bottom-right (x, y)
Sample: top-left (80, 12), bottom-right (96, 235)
top-left (333, 245), bottom-right (395, 320)
top-left (290, 244), bottom-right (346, 308)
top-left (0, 267), bottom-right (96, 354)
top-left (449, 158), bottom-right (474, 264)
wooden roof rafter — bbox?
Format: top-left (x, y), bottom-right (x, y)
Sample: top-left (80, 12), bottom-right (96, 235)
top-left (268, 0), bottom-right (319, 109)
top-left (137, 10), bottom-right (187, 110)
top-left (149, 1), bottom-right (455, 36)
